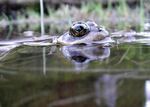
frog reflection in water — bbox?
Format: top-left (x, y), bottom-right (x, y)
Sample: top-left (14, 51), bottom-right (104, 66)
top-left (57, 21), bottom-right (113, 45)
top-left (61, 45), bottom-right (110, 70)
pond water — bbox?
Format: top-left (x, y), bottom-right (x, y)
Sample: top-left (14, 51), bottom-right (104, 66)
top-left (0, 25), bottom-right (150, 107)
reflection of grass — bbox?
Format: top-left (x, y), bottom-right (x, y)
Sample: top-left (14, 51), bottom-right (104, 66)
top-left (0, 71), bottom-right (97, 107)
top-left (1, 13), bottom-right (13, 40)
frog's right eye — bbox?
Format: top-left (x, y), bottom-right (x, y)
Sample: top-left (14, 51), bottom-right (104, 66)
top-left (69, 22), bottom-right (90, 37)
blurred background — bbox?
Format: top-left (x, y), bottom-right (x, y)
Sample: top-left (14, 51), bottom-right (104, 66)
top-left (0, 0), bottom-right (150, 38)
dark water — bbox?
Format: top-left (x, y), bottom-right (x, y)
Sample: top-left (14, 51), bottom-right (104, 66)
top-left (0, 42), bottom-right (150, 107)
top-left (0, 24), bottom-right (150, 107)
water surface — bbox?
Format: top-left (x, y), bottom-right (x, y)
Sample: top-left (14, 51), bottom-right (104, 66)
top-left (0, 40), bottom-right (150, 107)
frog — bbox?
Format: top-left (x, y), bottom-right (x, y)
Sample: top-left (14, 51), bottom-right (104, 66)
top-left (57, 21), bottom-right (113, 45)
top-left (61, 45), bottom-right (110, 70)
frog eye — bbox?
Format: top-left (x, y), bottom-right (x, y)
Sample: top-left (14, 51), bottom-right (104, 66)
top-left (69, 23), bottom-right (90, 37)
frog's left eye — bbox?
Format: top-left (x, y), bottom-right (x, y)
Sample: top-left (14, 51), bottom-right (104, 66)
top-left (69, 23), bottom-right (90, 37)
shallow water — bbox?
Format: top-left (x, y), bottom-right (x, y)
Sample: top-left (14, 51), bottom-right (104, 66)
top-left (0, 35), bottom-right (150, 107)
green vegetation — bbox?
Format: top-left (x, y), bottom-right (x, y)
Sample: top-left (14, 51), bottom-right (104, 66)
top-left (0, 1), bottom-right (147, 34)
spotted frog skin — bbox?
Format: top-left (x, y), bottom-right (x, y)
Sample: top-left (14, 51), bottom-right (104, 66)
top-left (57, 21), bottom-right (112, 45)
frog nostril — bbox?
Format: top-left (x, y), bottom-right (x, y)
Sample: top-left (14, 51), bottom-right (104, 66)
top-left (98, 27), bottom-right (103, 32)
